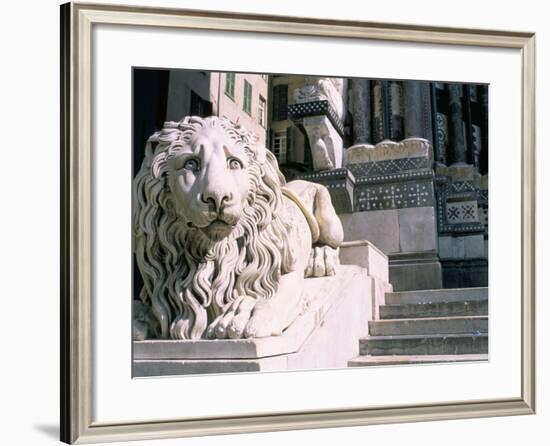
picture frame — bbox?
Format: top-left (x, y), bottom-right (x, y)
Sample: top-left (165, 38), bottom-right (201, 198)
top-left (60, 2), bottom-right (536, 444)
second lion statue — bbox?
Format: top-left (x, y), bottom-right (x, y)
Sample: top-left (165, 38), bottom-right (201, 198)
top-left (133, 116), bottom-right (343, 340)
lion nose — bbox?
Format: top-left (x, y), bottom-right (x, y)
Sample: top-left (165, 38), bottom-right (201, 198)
top-left (200, 191), bottom-right (233, 211)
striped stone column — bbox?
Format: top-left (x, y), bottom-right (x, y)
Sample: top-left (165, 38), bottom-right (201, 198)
top-left (404, 81), bottom-right (423, 138)
top-left (447, 84), bottom-right (468, 165)
top-left (351, 78), bottom-right (371, 144)
top-left (372, 80), bottom-right (386, 144)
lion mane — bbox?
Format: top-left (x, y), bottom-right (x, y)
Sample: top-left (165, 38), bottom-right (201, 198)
top-left (133, 116), bottom-right (297, 340)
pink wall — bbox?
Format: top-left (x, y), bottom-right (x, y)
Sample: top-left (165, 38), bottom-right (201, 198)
top-left (210, 72), bottom-right (268, 146)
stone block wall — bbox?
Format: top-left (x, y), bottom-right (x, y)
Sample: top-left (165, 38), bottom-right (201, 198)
top-left (435, 165), bottom-right (488, 288)
top-left (338, 138), bottom-right (442, 291)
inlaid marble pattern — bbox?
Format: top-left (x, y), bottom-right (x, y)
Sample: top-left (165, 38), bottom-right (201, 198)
top-left (435, 112), bottom-right (448, 164)
top-left (346, 156), bottom-right (430, 178)
top-left (355, 180), bottom-right (435, 211)
top-left (446, 201), bottom-right (479, 223)
top-left (288, 99), bottom-right (344, 135)
top-left (296, 168), bottom-right (352, 183)
top-left (435, 176), bottom-right (487, 234)
top-left (449, 181), bottom-right (477, 193)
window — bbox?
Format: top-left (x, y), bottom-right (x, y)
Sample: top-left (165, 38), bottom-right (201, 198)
top-left (258, 96), bottom-right (266, 127)
top-left (272, 84), bottom-right (288, 121)
top-left (271, 131), bottom-right (287, 164)
top-left (243, 80), bottom-right (252, 115)
top-left (225, 73), bottom-right (235, 99)
top-left (190, 90), bottom-right (212, 117)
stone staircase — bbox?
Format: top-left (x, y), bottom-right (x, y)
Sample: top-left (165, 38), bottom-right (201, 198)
top-left (348, 287), bottom-right (488, 367)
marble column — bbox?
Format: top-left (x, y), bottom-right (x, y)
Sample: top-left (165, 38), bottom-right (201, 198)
top-left (351, 78), bottom-right (371, 144)
top-left (463, 85), bottom-right (480, 170)
top-left (404, 81), bottom-right (423, 138)
top-left (447, 84), bottom-right (468, 165)
top-left (389, 81), bottom-right (404, 141)
top-left (419, 82), bottom-right (434, 144)
top-left (372, 80), bottom-right (385, 144)
top-left (480, 85), bottom-right (489, 175)
top-left (432, 83), bottom-right (447, 165)
top-left (404, 81), bottom-right (433, 143)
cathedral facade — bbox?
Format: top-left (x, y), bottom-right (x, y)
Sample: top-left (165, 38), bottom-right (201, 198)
top-left (267, 75), bottom-right (489, 291)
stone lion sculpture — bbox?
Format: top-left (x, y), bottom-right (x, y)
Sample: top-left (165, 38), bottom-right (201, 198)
top-left (133, 116), bottom-right (343, 341)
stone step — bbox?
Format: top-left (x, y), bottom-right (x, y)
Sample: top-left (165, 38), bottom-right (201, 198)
top-left (369, 316), bottom-right (488, 336)
top-left (385, 287), bottom-right (488, 305)
top-left (359, 333), bottom-right (488, 356)
top-left (348, 353), bottom-right (488, 367)
top-left (379, 300), bottom-right (488, 319)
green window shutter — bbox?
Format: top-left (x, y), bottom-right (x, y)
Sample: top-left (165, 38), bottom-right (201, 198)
top-left (243, 80), bottom-right (252, 114)
top-left (225, 73), bottom-right (235, 99)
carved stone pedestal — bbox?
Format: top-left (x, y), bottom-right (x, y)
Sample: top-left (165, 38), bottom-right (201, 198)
top-left (288, 77), bottom-right (346, 171)
top-left (295, 168), bottom-right (355, 214)
top-left (133, 264), bottom-right (387, 377)
top-left (340, 138), bottom-right (443, 291)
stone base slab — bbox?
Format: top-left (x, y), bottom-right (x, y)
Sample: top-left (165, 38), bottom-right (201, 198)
top-left (134, 265), bottom-right (377, 377)
top-left (389, 251), bottom-right (443, 291)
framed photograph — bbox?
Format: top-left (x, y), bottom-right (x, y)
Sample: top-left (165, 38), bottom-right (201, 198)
top-left (60, 2), bottom-right (535, 444)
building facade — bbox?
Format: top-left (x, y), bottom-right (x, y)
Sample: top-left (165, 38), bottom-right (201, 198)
top-left (268, 76), bottom-right (489, 291)
top-left (165, 70), bottom-right (268, 146)
top-left (133, 68), bottom-right (269, 175)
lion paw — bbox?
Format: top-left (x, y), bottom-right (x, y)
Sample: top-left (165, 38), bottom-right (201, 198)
top-left (305, 246), bottom-right (339, 278)
top-left (206, 296), bottom-right (289, 339)
top-left (242, 301), bottom-right (285, 338)
top-left (206, 296), bottom-right (256, 340)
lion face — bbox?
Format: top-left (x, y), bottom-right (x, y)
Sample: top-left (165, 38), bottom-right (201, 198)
top-left (165, 125), bottom-right (251, 242)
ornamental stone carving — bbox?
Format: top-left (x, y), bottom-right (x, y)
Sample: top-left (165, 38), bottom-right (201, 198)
top-left (303, 115), bottom-right (344, 171)
top-left (132, 116), bottom-right (344, 341)
top-left (293, 76), bottom-right (346, 120)
top-left (345, 137), bottom-right (432, 165)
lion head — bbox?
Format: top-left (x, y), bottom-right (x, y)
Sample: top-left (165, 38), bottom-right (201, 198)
top-left (133, 116), bottom-right (297, 340)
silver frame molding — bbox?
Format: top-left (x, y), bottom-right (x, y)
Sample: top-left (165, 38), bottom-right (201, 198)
top-left (60, 2), bottom-right (536, 444)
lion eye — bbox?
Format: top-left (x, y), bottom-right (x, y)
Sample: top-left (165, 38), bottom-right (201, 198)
top-left (228, 158), bottom-right (243, 170)
top-left (183, 158), bottom-right (200, 172)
